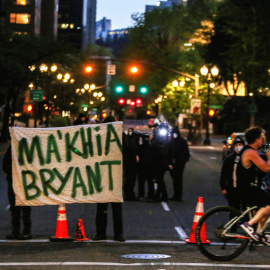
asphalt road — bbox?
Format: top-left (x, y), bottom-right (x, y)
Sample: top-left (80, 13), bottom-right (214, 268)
top-left (1, 133), bottom-right (270, 269)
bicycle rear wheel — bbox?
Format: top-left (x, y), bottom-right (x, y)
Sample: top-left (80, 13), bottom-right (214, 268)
top-left (195, 206), bottom-right (249, 261)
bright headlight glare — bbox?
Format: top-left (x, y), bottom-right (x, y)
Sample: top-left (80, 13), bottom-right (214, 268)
top-left (159, 129), bottom-right (167, 136)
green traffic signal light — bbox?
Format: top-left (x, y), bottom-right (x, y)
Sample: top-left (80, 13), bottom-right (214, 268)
top-left (115, 86), bottom-right (124, 93)
top-left (140, 87), bottom-right (148, 94)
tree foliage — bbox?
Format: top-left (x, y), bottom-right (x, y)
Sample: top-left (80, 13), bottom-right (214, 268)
top-left (0, 28), bottom-right (76, 141)
top-left (122, 5), bottom-right (203, 97)
top-left (206, 0), bottom-right (270, 95)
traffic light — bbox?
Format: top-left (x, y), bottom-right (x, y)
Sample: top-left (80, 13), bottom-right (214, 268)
top-left (208, 109), bottom-right (216, 117)
top-left (102, 112), bottom-right (107, 118)
top-left (115, 85), bottom-right (124, 93)
top-left (84, 65), bottom-right (93, 74)
top-left (136, 98), bottom-right (142, 106)
top-left (130, 66), bottom-right (138, 74)
top-left (118, 98), bottom-right (125, 105)
top-left (146, 110), bottom-right (151, 115)
top-left (130, 100), bottom-right (136, 106)
top-left (140, 86), bottom-right (148, 94)
top-left (27, 104), bottom-right (33, 113)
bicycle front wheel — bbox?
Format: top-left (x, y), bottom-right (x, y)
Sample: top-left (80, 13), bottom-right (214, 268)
top-left (195, 206), bottom-right (249, 261)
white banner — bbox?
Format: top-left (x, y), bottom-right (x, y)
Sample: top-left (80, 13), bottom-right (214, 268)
top-left (9, 122), bottom-right (123, 206)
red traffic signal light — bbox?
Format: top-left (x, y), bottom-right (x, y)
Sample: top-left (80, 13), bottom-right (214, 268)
top-left (136, 98), bottom-right (142, 106)
top-left (27, 104), bottom-right (33, 112)
top-left (118, 98), bottom-right (125, 105)
top-left (130, 100), bottom-right (136, 106)
top-left (208, 109), bottom-right (215, 117)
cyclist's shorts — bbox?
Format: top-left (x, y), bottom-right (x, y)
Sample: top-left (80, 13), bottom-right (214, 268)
top-left (239, 188), bottom-right (270, 208)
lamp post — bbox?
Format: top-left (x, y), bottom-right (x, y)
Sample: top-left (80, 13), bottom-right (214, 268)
top-left (57, 72), bottom-right (74, 116)
top-left (40, 64), bottom-right (58, 127)
top-left (155, 95), bottom-right (163, 115)
top-left (200, 65), bottom-right (219, 145)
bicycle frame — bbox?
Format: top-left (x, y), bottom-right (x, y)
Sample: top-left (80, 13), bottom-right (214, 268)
top-left (221, 206), bottom-right (258, 240)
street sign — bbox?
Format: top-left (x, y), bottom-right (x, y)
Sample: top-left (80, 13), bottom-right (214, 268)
top-left (29, 89), bottom-right (43, 102)
top-left (82, 104), bottom-right (89, 107)
top-left (190, 99), bottom-right (201, 115)
top-left (248, 103), bottom-right (258, 113)
top-left (107, 64), bottom-right (116, 75)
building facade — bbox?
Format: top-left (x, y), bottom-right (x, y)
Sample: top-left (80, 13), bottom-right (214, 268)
top-left (1, 0), bottom-right (42, 34)
top-left (58, 0), bottom-right (96, 48)
top-left (96, 16), bottom-right (111, 40)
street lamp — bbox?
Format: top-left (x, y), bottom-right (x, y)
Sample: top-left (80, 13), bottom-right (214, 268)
top-left (57, 72), bottom-right (74, 116)
top-left (200, 65), bottom-right (219, 145)
top-left (39, 64), bottom-right (58, 127)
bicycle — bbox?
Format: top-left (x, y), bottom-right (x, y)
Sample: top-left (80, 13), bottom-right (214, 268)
top-left (195, 205), bottom-right (270, 261)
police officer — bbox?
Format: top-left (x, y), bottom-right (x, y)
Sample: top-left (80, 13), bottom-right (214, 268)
top-left (137, 133), bottom-right (154, 200)
top-left (123, 128), bottom-right (139, 200)
top-left (151, 122), bottom-right (171, 202)
top-left (169, 126), bottom-right (190, 202)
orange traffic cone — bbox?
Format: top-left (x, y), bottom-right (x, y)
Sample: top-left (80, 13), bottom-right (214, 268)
top-left (75, 219), bottom-right (89, 241)
top-left (186, 197), bottom-right (210, 244)
top-left (50, 204), bottom-right (73, 242)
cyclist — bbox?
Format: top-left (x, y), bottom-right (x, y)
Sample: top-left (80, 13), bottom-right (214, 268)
top-left (237, 127), bottom-right (270, 245)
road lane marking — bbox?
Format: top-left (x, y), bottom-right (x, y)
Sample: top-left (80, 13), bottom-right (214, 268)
top-left (161, 202), bottom-right (170, 211)
top-left (175, 226), bottom-right (188, 240)
top-left (0, 239), bottom-right (186, 244)
top-left (0, 262), bottom-right (270, 268)
top-left (0, 239), bottom-right (247, 245)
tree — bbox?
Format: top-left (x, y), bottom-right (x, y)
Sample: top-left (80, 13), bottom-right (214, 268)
top-left (0, 28), bottom-right (75, 142)
top-left (122, 5), bottom-right (203, 98)
top-left (206, 0), bottom-right (270, 95)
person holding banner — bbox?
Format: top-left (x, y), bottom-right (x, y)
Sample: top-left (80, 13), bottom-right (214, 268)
top-left (93, 116), bottom-right (125, 242)
top-left (3, 145), bottom-right (32, 240)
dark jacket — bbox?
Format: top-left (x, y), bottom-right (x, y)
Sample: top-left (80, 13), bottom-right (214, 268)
top-left (220, 151), bottom-right (240, 191)
top-left (169, 127), bottom-right (190, 165)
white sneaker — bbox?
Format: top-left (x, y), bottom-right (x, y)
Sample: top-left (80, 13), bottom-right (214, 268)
top-left (240, 222), bottom-right (259, 241)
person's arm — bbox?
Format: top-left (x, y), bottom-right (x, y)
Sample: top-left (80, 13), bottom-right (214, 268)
top-left (244, 149), bottom-right (270, 172)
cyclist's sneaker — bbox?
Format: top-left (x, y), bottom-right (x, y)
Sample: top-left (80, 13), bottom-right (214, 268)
top-left (258, 233), bottom-right (270, 246)
top-left (240, 222), bottom-right (259, 241)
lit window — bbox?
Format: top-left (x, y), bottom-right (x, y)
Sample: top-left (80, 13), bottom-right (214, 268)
top-left (60, 24), bottom-right (69, 29)
top-left (70, 24), bottom-right (74, 29)
top-left (10, 13), bottom-right (30, 24)
top-left (13, 0), bottom-right (30, 5)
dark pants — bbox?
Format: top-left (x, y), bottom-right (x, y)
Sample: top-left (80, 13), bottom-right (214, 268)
top-left (154, 167), bottom-right (168, 201)
top-left (227, 188), bottom-right (246, 212)
top-left (169, 163), bottom-right (186, 200)
top-left (95, 203), bottom-right (123, 237)
top-left (124, 165), bottom-right (137, 200)
top-left (138, 166), bottom-right (154, 199)
top-left (226, 188), bottom-right (246, 232)
top-left (8, 183), bottom-right (31, 234)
